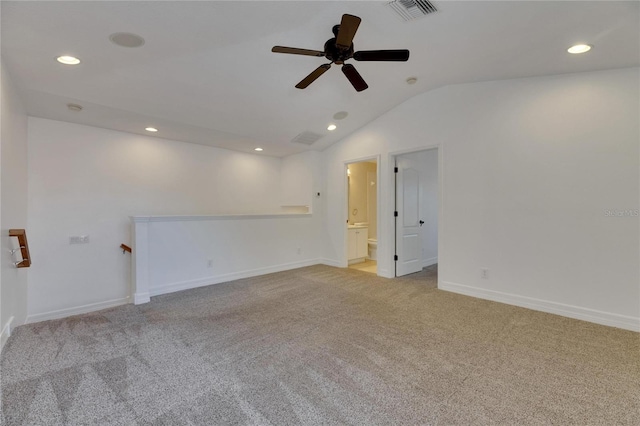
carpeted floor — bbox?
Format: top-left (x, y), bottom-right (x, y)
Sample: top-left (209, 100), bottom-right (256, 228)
top-left (1, 264), bottom-right (638, 425)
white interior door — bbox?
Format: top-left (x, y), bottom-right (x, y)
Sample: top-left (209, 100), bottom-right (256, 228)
top-left (395, 156), bottom-right (423, 276)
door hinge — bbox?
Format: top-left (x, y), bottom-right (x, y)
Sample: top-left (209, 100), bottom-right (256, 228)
top-left (394, 255), bottom-right (398, 261)
top-left (394, 167), bottom-right (398, 173)
top-left (394, 211), bottom-right (398, 217)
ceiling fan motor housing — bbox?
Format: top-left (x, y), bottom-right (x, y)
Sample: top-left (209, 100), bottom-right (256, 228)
top-left (324, 37), bottom-right (354, 64)
top-left (271, 14), bottom-right (408, 91)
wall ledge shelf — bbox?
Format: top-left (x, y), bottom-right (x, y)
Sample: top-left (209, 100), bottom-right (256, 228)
top-left (130, 211), bottom-right (317, 305)
top-left (131, 213), bottom-right (312, 223)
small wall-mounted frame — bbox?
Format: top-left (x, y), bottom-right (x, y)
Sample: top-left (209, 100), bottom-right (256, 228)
top-left (9, 229), bottom-right (31, 268)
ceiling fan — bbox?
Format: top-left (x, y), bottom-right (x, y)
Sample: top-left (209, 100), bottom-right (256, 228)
top-left (272, 14), bottom-right (410, 92)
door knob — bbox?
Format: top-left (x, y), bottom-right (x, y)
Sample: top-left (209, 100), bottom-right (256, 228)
top-left (419, 220), bottom-right (424, 226)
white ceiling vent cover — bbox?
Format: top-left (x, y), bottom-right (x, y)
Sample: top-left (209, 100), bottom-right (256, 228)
top-left (387, 0), bottom-right (437, 21)
top-left (291, 131), bottom-right (323, 145)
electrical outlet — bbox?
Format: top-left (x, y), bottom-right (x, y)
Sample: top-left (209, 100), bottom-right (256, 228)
top-left (481, 268), bottom-right (489, 279)
top-left (70, 235), bottom-right (90, 244)
top-left (207, 259), bottom-right (213, 268)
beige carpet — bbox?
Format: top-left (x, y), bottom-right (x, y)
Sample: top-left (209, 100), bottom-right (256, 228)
top-left (1, 264), bottom-right (638, 425)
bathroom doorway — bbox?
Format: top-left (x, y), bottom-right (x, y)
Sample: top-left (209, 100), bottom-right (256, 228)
top-left (346, 159), bottom-right (378, 274)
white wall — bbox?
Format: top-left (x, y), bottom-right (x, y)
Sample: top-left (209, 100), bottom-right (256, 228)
top-left (1, 60), bottom-right (29, 349)
top-left (27, 118), bottom-right (320, 321)
top-left (322, 67), bottom-right (639, 331)
top-left (131, 213), bottom-right (322, 303)
top-left (280, 150), bottom-right (322, 210)
top-left (16, 67), bottom-right (640, 332)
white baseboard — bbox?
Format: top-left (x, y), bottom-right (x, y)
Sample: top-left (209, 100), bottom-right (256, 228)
top-left (26, 297), bottom-right (130, 324)
top-left (320, 258), bottom-right (345, 268)
top-left (1, 316), bottom-right (14, 351)
top-left (440, 281), bottom-right (640, 332)
top-left (422, 257), bottom-right (438, 268)
top-left (378, 268), bottom-right (393, 278)
top-left (133, 292), bottom-right (151, 305)
top-left (149, 258), bottom-right (324, 298)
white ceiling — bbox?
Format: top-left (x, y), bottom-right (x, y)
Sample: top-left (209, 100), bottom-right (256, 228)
top-left (2, 1), bottom-right (638, 157)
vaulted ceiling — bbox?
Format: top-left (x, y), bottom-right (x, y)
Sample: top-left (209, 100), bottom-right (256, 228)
top-left (2, 1), bottom-right (638, 157)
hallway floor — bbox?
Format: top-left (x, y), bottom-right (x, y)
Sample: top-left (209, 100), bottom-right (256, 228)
top-left (348, 260), bottom-right (377, 274)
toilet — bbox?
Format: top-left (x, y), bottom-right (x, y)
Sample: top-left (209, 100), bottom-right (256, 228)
top-left (368, 238), bottom-right (377, 261)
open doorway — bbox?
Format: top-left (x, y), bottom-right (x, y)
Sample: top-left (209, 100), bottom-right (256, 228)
top-left (346, 159), bottom-right (378, 274)
top-left (394, 148), bottom-right (439, 279)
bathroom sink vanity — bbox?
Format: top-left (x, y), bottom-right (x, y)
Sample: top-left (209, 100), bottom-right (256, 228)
top-left (347, 225), bottom-right (368, 264)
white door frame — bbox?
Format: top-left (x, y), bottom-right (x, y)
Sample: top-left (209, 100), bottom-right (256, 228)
top-left (388, 145), bottom-right (442, 280)
top-left (343, 155), bottom-right (381, 273)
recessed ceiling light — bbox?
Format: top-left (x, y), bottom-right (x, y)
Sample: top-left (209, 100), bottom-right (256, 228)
top-left (406, 77), bottom-right (418, 84)
top-left (254, 148), bottom-right (263, 151)
top-left (567, 44), bottom-right (592, 54)
top-left (333, 111), bottom-right (348, 120)
top-left (145, 127), bottom-right (158, 132)
top-left (67, 103), bottom-right (83, 112)
top-left (327, 124), bottom-right (337, 131)
top-left (109, 32), bottom-right (145, 48)
top-left (56, 55), bottom-right (81, 65)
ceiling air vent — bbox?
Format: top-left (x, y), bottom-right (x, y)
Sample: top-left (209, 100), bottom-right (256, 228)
top-left (387, 0), bottom-right (437, 21)
top-left (291, 131), bottom-right (323, 145)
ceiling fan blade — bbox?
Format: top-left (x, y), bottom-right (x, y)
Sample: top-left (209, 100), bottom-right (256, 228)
top-left (353, 49), bottom-right (410, 62)
top-left (295, 64), bottom-right (331, 89)
top-left (336, 14), bottom-right (361, 49)
top-left (272, 46), bottom-right (325, 57)
top-left (342, 64), bottom-right (368, 92)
